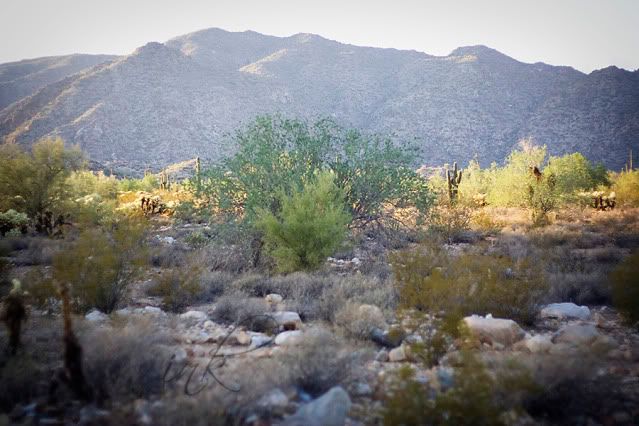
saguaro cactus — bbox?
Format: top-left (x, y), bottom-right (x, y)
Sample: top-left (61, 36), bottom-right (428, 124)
top-left (446, 162), bottom-right (463, 203)
top-left (195, 156), bottom-right (202, 193)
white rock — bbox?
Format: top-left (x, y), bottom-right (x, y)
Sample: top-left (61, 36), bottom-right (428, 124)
top-left (463, 315), bottom-right (526, 346)
top-left (265, 293), bottom-right (284, 304)
top-left (143, 306), bottom-right (163, 315)
top-left (282, 386), bottom-right (351, 426)
top-left (250, 333), bottom-right (273, 348)
top-left (351, 257), bottom-right (361, 265)
top-left (257, 388), bottom-right (289, 413)
top-left (541, 303), bottom-right (591, 320)
top-left (388, 345), bottom-right (407, 362)
top-left (85, 309), bottom-right (108, 322)
top-left (525, 334), bottom-right (553, 353)
top-left (275, 330), bottom-right (304, 346)
top-left (270, 311), bottom-right (303, 330)
top-left (171, 346), bottom-right (188, 363)
top-left (179, 310), bottom-right (208, 322)
top-left (553, 324), bottom-right (599, 346)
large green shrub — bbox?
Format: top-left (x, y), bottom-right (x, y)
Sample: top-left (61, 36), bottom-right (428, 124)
top-left (50, 217), bottom-right (147, 313)
top-left (0, 138), bottom-right (85, 218)
top-left (611, 170), bottom-right (639, 206)
top-left (256, 171), bottom-right (350, 273)
top-left (0, 209), bottom-right (29, 236)
top-left (203, 116), bottom-right (433, 227)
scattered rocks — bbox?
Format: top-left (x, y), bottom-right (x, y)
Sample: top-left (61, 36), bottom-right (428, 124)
top-left (370, 327), bottom-right (404, 348)
top-left (541, 303), bottom-right (591, 320)
top-left (256, 388), bottom-right (289, 415)
top-left (265, 293), bottom-right (284, 305)
top-left (143, 306), bottom-right (164, 315)
top-left (463, 314), bottom-right (526, 346)
top-left (282, 386), bottom-right (351, 426)
top-left (375, 349), bottom-right (389, 362)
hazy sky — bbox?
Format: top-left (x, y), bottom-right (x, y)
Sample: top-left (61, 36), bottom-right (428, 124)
top-left (2, 0), bottom-right (638, 73)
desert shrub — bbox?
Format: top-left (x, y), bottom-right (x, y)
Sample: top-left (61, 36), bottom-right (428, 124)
top-left (383, 352), bottom-right (536, 426)
top-left (0, 209), bottom-right (29, 236)
top-left (427, 204), bottom-right (474, 243)
top-left (0, 138), bottom-right (85, 219)
top-left (610, 251), bottom-right (639, 327)
top-left (228, 273), bottom-right (272, 297)
top-left (117, 174), bottom-right (159, 192)
top-left (51, 217), bottom-right (147, 313)
top-left (526, 171), bottom-right (558, 226)
top-left (150, 244), bottom-right (189, 268)
top-left (471, 209), bottom-right (504, 235)
top-left (611, 169), bottom-right (639, 206)
top-left (82, 319), bottom-right (172, 402)
top-left (199, 221), bottom-right (262, 272)
top-left (211, 292), bottom-right (270, 326)
top-left (335, 302), bottom-right (387, 339)
top-left (66, 170), bottom-right (118, 200)
top-left (276, 327), bottom-right (360, 396)
top-left (256, 171), bottom-right (350, 273)
top-left (392, 244), bottom-right (547, 325)
top-left (544, 152), bottom-right (601, 199)
top-left (149, 268), bottom-right (203, 313)
top-left (487, 140), bottom-right (547, 207)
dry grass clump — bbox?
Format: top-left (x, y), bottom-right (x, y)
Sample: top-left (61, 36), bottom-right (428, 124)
top-left (211, 292), bottom-right (270, 329)
top-left (81, 318), bottom-right (173, 402)
top-left (335, 302), bottom-right (388, 339)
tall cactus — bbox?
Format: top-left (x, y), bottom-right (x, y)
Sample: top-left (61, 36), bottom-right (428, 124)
top-left (160, 169), bottom-right (170, 191)
top-left (446, 162), bottom-right (463, 204)
top-left (195, 156), bottom-right (202, 194)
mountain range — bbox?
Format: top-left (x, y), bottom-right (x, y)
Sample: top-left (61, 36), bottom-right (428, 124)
top-left (1, 27), bottom-right (637, 175)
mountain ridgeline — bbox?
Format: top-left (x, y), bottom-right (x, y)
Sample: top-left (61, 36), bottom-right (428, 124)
top-left (0, 28), bottom-right (637, 174)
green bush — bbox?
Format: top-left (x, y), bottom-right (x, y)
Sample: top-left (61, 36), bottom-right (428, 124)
top-left (203, 115), bottom-right (433, 227)
top-left (0, 138), bottom-right (85, 218)
top-left (610, 251), bottom-right (639, 327)
top-left (50, 217), bottom-right (147, 313)
top-left (526, 172), bottom-right (558, 226)
top-left (0, 209), bottom-right (29, 236)
top-left (256, 171), bottom-right (350, 273)
top-left (611, 170), bottom-right (639, 206)
top-left (391, 244), bottom-right (547, 325)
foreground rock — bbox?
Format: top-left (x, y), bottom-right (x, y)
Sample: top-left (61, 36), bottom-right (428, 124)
top-left (541, 303), bottom-right (591, 320)
top-left (270, 311), bottom-right (303, 330)
top-left (282, 386), bottom-right (351, 426)
top-left (553, 324), bottom-right (600, 346)
top-left (463, 314), bottom-right (526, 346)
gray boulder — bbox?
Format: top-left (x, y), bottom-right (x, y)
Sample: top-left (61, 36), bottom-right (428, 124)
top-left (282, 386), bottom-right (351, 426)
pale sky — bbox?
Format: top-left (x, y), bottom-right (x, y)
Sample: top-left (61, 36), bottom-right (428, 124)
top-left (1, 0), bottom-right (638, 73)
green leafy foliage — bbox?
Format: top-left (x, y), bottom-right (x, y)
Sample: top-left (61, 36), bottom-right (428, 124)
top-left (256, 171), bottom-right (350, 273)
top-left (526, 172), bottom-right (558, 226)
top-left (50, 217), bottom-right (147, 313)
top-left (0, 138), bottom-right (85, 218)
top-left (202, 116), bottom-right (433, 227)
top-left (0, 209), bottom-right (29, 236)
top-left (611, 169), bottom-right (639, 206)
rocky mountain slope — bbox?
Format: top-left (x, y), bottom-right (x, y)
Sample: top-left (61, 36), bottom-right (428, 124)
top-left (0, 28), bottom-right (637, 174)
top-left (0, 54), bottom-right (117, 110)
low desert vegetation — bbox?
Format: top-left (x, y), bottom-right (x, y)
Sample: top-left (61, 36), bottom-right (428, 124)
top-left (1, 116), bottom-right (638, 424)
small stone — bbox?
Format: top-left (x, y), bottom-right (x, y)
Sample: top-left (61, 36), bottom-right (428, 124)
top-left (353, 382), bottom-right (372, 396)
top-left (553, 324), bottom-right (599, 346)
top-left (540, 303), bottom-right (591, 320)
top-left (270, 311), bottom-right (303, 330)
top-left (282, 386), bottom-right (351, 426)
top-left (375, 349), bottom-right (389, 362)
top-left (85, 309), bottom-right (108, 322)
top-left (257, 388), bottom-right (289, 414)
top-left (180, 310), bottom-right (208, 322)
top-left (463, 314), bottom-right (526, 346)
top-left (143, 306), bottom-right (163, 315)
top-left (275, 330), bottom-right (304, 346)
top-left (388, 345), bottom-right (407, 362)
top-left (525, 334), bottom-right (553, 353)
top-left (265, 293), bottom-right (284, 304)
top-left (250, 333), bottom-right (273, 348)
